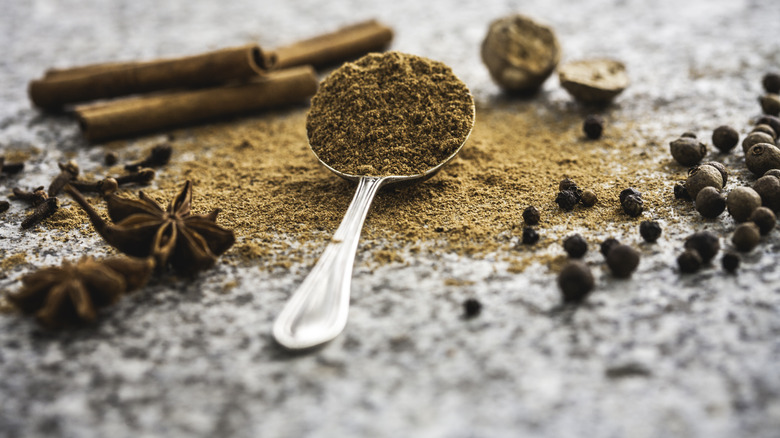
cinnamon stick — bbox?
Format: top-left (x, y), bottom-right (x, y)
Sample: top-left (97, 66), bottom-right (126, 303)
top-left (75, 66), bottom-right (317, 142)
top-left (29, 45), bottom-right (276, 110)
top-left (274, 20), bottom-right (393, 69)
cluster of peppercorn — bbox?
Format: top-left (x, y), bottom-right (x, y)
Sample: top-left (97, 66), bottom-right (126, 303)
top-left (554, 177), bottom-right (598, 212)
top-left (669, 73), bottom-right (780, 274)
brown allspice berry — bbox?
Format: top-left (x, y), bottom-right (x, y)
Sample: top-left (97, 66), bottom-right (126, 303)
top-left (712, 125), bottom-right (739, 153)
top-left (732, 222), bottom-right (761, 252)
top-left (726, 186), bottom-right (762, 222)
top-left (606, 244), bottom-right (640, 278)
top-left (558, 261), bottom-right (594, 303)
top-left (563, 233), bottom-right (588, 258)
top-left (703, 161), bottom-right (728, 185)
top-left (684, 231), bottom-right (720, 264)
top-left (639, 220), bottom-right (662, 243)
top-left (752, 174), bottom-right (780, 212)
top-left (765, 169), bottom-right (780, 179)
top-left (685, 164), bottom-right (723, 199)
top-left (695, 186), bottom-right (726, 218)
top-left (670, 137), bottom-right (706, 166)
top-left (677, 250), bottom-right (703, 274)
top-left (745, 143), bottom-right (780, 176)
top-left (580, 189), bottom-right (597, 207)
top-left (764, 73), bottom-right (780, 94)
top-left (760, 94), bottom-right (780, 116)
top-left (600, 238), bottom-right (620, 257)
top-left (522, 205), bottom-right (541, 225)
top-left (742, 131), bottom-right (775, 153)
top-left (756, 116), bottom-right (780, 137)
top-left (751, 124), bottom-right (777, 140)
top-left (721, 252), bottom-right (740, 273)
top-left (583, 115), bottom-right (604, 139)
top-left (748, 206), bottom-right (776, 235)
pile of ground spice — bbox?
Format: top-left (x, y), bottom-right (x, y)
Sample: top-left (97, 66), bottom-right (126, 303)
top-left (306, 52), bottom-right (474, 176)
top-left (53, 99), bottom-right (676, 273)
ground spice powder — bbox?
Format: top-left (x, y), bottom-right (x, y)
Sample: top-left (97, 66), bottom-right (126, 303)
top-left (306, 52), bottom-right (474, 176)
top-left (55, 99), bottom-right (676, 273)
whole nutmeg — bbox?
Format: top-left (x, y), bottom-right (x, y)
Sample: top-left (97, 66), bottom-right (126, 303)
top-left (580, 189), bottom-right (598, 207)
top-left (751, 124), bottom-right (777, 140)
top-left (606, 244), bottom-right (640, 278)
top-left (742, 131), bottom-right (775, 153)
top-left (684, 231), bottom-right (720, 264)
top-left (702, 161), bottom-right (728, 185)
top-left (670, 137), bottom-right (707, 166)
top-left (760, 94), bottom-right (780, 116)
top-left (558, 261), bottom-right (594, 303)
top-left (558, 59), bottom-right (629, 104)
top-left (695, 186), bottom-right (726, 218)
top-left (746, 143), bottom-right (780, 176)
top-left (677, 249), bottom-right (703, 274)
top-left (752, 175), bottom-right (780, 212)
top-left (712, 125), bottom-right (739, 153)
top-left (685, 164), bottom-right (723, 199)
top-left (748, 206), bottom-right (776, 235)
top-left (726, 186), bottom-right (762, 222)
top-left (732, 222), bottom-right (761, 252)
top-left (481, 14), bottom-right (560, 93)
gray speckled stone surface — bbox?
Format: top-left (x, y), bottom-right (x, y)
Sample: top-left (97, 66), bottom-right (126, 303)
top-left (2, 1), bottom-right (780, 437)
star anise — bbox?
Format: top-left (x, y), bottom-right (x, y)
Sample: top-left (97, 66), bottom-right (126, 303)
top-left (7, 256), bottom-right (154, 327)
top-left (66, 180), bottom-right (235, 274)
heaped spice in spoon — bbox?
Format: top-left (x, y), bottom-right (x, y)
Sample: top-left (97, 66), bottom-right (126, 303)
top-left (306, 51), bottom-right (474, 176)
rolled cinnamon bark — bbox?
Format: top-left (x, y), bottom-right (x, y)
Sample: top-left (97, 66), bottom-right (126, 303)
top-left (274, 20), bottom-right (393, 69)
top-left (75, 66), bottom-right (317, 142)
top-left (30, 45), bottom-right (276, 110)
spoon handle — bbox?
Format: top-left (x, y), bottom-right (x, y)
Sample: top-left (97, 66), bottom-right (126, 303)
top-left (273, 176), bottom-right (387, 349)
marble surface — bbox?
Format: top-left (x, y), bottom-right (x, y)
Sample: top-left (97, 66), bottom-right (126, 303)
top-left (1, 0), bottom-right (780, 437)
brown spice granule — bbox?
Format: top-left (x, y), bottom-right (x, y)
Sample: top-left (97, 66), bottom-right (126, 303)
top-left (306, 51), bottom-right (474, 176)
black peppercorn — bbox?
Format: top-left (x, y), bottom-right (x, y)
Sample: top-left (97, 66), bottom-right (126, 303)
top-left (677, 250), bottom-right (703, 274)
top-left (522, 227), bottom-right (539, 245)
top-left (760, 94), bottom-right (780, 116)
top-left (732, 222), bottom-right (760, 252)
top-left (580, 189), bottom-right (598, 207)
top-left (753, 175), bottom-right (780, 212)
top-left (670, 137), bottom-right (706, 166)
top-left (619, 187), bottom-right (641, 204)
top-left (558, 261), bottom-right (595, 303)
top-left (748, 206), bottom-right (776, 235)
top-left (0, 200), bottom-right (9, 213)
top-left (622, 194), bottom-right (643, 217)
top-left (522, 206), bottom-right (541, 225)
top-left (463, 298), bottom-right (482, 318)
top-left (721, 252), bottom-right (740, 273)
top-left (726, 187), bottom-right (762, 223)
top-left (695, 186), bottom-right (726, 218)
top-left (558, 178), bottom-right (582, 199)
top-left (600, 238), bottom-right (620, 257)
top-left (555, 190), bottom-right (579, 211)
top-left (712, 125), bottom-right (739, 153)
top-left (639, 220), bottom-right (662, 243)
top-left (674, 183), bottom-right (691, 200)
top-left (563, 234), bottom-right (588, 258)
top-left (583, 115), bottom-right (604, 139)
top-left (684, 231), bottom-right (720, 263)
top-left (606, 244), bottom-right (640, 278)
top-left (764, 73), bottom-right (780, 94)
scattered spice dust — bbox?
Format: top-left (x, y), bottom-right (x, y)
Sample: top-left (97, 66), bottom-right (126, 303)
top-left (85, 101), bottom-right (676, 272)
